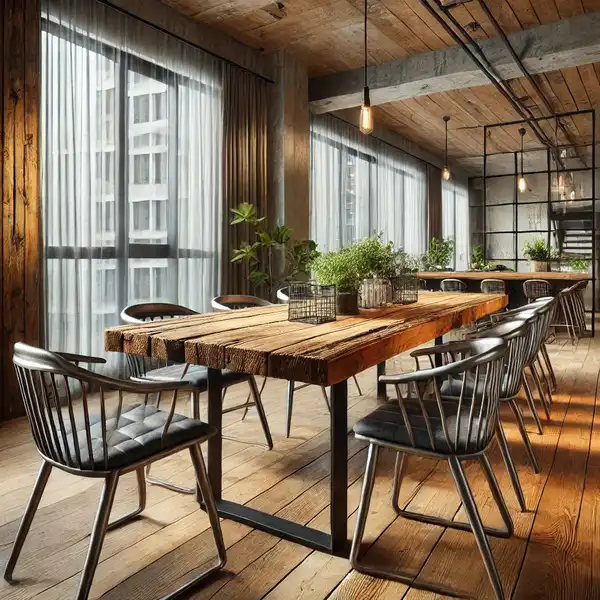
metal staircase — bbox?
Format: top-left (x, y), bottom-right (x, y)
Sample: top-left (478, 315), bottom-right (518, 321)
top-left (551, 202), bottom-right (596, 259)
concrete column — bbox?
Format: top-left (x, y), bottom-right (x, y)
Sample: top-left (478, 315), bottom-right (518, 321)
top-left (267, 50), bottom-right (310, 240)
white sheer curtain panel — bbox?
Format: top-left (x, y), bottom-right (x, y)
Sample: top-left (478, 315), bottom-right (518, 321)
top-left (442, 177), bottom-right (471, 270)
top-left (42, 0), bottom-right (223, 369)
top-left (310, 114), bottom-right (428, 258)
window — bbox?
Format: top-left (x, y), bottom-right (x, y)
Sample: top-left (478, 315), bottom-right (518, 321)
top-left (133, 154), bottom-right (150, 184)
top-left (443, 178), bottom-right (470, 270)
top-left (310, 115), bottom-right (427, 256)
top-left (132, 200), bottom-right (150, 230)
top-left (154, 92), bottom-right (166, 120)
top-left (133, 94), bottom-right (150, 124)
top-left (96, 151), bottom-right (115, 187)
top-left (154, 152), bottom-right (166, 184)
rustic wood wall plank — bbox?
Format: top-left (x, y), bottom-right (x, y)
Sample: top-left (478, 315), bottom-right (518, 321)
top-left (1, 0), bottom-right (41, 421)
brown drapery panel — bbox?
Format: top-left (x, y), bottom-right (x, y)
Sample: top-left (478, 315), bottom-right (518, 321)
top-left (221, 65), bottom-right (269, 296)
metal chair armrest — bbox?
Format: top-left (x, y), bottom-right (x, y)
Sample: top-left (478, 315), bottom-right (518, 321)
top-left (55, 351), bottom-right (107, 365)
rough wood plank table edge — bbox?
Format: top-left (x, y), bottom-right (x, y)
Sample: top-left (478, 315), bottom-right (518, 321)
top-left (418, 271), bottom-right (591, 281)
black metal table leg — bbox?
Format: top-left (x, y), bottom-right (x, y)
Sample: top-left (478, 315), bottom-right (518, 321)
top-left (435, 336), bottom-right (444, 367)
top-left (207, 368), bottom-right (223, 500)
top-left (377, 361), bottom-right (387, 400)
top-left (202, 372), bottom-right (351, 557)
top-left (330, 380), bottom-right (349, 554)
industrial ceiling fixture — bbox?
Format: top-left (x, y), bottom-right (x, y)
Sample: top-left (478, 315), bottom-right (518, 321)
top-left (518, 127), bottom-right (527, 193)
top-left (359, 0), bottom-right (373, 135)
top-left (442, 116), bottom-right (451, 181)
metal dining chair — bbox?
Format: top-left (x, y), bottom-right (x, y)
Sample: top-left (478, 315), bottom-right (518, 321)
top-left (5, 343), bottom-right (226, 600)
top-left (121, 302), bottom-right (273, 495)
top-left (523, 279), bottom-right (551, 302)
top-left (440, 278), bottom-right (467, 293)
top-left (481, 279), bottom-right (506, 294)
top-left (211, 295), bottom-right (273, 310)
top-left (351, 338), bottom-right (511, 600)
top-left (275, 287), bottom-right (362, 437)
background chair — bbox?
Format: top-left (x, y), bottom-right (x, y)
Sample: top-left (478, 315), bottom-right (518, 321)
top-left (5, 343), bottom-right (226, 600)
top-left (121, 302), bottom-right (273, 494)
top-left (440, 278), bottom-right (467, 293)
top-left (481, 279), bottom-right (506, 294)
top-left (276, 287), bottom-right (362, 437)
top-left (523, 279), bottom-right (551, 302)
top-left (351, 338), bottom-right (510, 600)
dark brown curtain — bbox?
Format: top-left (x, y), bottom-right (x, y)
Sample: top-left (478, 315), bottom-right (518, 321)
top-left (221, 65), bottom-right (269, 296)
top-left (428, 164), bottom-right (442, 241)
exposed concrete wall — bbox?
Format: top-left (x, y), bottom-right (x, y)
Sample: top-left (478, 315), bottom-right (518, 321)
top-left (267, 50), bottom-right (310, 240)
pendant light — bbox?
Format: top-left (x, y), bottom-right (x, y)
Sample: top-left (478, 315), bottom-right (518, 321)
top-left (359, 0), bottom-right (373, 135)
top-left (442, 116), bottom-right (451, 181)
top-left (518, 127), bottom-right (527, 192)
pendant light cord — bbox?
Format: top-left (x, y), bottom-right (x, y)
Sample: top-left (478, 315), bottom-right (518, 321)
top-left (364, 0), bottom-right (368, 89)
top-left (445, 118), bottom-right (448, 165)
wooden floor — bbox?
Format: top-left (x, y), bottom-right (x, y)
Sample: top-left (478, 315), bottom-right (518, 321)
top-left (0, 334), bottom-right (598, 600)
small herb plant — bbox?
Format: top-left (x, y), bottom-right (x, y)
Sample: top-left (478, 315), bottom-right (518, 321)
top-left (471, 244), bottom-right (493, 271)
top-left (230, 202), bottom-right (319, 297)
top-left (312, 234), bottom-right (402, 292)
top-left (568, 257), bottom-right (590, 272)
top-left (396, 250), bottom-right (421, 275)
top-left (523, 238), bottom-right (550, 261)
top-left (422, 237), bottom-right (455, 271)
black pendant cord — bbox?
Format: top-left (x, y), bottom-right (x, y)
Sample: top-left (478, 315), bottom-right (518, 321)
top-left (445, 118), bottom-right (448, 166)
top-left (520, 134), bottom-right (524, 177)
top-left (364, 0), bottom-right (368, 91)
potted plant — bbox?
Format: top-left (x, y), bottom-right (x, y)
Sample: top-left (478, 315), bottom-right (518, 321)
top-left (523, 238), bottom-right (550, 272)
top-left (422, 237), bottom-right (455, 271)
top-left (312, 248), bottom-right (362, 314)
top-left (390, 251), bottom-right (421, 304)
top-left (230, 203), bottom-right (320, 300)
top-left (470, 244), bottom-right (493, 272)
top-left (568, 257), bottom-right (590, 273)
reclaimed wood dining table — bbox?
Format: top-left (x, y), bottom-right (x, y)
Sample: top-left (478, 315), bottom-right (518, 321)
top-left (104, 291), bottom-right (507, 557)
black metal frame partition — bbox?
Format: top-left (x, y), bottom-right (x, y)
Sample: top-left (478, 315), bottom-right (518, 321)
top-left (481, 109), bottom-right (596, 334)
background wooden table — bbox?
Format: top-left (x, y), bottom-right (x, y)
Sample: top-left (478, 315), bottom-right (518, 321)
top-left (105, 291), bottom-right (508, 557)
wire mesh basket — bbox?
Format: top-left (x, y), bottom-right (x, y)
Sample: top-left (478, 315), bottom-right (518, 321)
top-left (288, 282), bottom-right (337, 325)
top-left (390, 275), bottom-right (420, 305)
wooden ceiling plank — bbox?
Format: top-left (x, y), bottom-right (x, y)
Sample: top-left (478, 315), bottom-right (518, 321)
top-left (529, 0), bottom-right (561, 23)
top-left (554, 0), bottom-right (586, 18)
top-left (443, 4), bottom-right (490, 42)
top-left (505, 0), bottom-right (541, 29)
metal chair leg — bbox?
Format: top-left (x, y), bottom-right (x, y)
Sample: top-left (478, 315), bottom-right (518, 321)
top-left (75, 472), bottom-right (119, 600)
top-left (529, 364), bottom-right (551, 420)
top-left (108, 467), bottom-right (147, 530)
top-left (507, 398), bottom-right (540, 474)
top-left (241, 376), bottom-right (267, 420)
top-left (521, 376), bottom-right (544, 435)
top-left (540, 344), bottom-right (557, 392)
top-left (391, 452), bottom-right (406, 513)
top-left (352, 375), bottom-right (363, 396)
top-left (4, 460), bottom-right (53, 581)
top-left (320, 386), bottom-right (331, 411)
top-left (248, 375), bottom-right (273, 450)
top-left (286, 381), bottom-right (295, 438)
top-left (535, 356), bottom-right (553, 405)
top-left (163, 444), bottom-right (227, 600)
top-left (448, 456), bottom-right (506, 600)
top-left (478, 452), bottom-right (515, 533)
top-left (495, 424), bottom-right (527, 512)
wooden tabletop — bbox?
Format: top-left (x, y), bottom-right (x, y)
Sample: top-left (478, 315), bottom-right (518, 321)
top-left (418, 271), bottom-right (591, 281)
top-left (105, 291), bottom-right (507, 387)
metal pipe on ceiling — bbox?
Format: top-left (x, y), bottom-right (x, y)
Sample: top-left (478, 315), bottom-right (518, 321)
top-left (476, 0), bottom-right (585, 167)
top-left (418, 0), bottom-right (554, 151)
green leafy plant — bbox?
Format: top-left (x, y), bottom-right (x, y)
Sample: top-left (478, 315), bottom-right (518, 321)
top-left (470, 244), bottom-right (493, 271)
top-left (230, 202), bottom-right (320, 296)
top-left (422, 237), bottom-right (455, 271)
top-left (523, 237), bottom-right (550, 261)
top-left (312, 234), bottom-right (402, 292)
top-left (396, 250), bottom-right (421, 275)
top-left (568, 257), bottom-right (590, 272)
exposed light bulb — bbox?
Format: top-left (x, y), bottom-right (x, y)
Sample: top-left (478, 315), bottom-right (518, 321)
top-left (518, 175), bottom-right (527, 193)
top-left (442, 166), bottom-right (451, 181)
top-left (359, 103), bottom-right (373, 134)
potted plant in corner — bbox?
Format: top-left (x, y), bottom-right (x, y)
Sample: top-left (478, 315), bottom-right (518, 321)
top-left (523, 238), bottom-right (550, 272)
top-left (567, 257), bottom-right (590, 273)
top-left (422, 237), bottom-right (455, 272)
top-left (470, 244), bottom-right (493, 272)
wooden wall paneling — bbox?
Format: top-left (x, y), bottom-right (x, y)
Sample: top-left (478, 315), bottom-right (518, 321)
top-left (1, 0), bottom-right (41, 421)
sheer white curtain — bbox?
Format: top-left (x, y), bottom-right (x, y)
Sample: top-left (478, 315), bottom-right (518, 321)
top-left (42, 0), bottom-right (223, 368)
top-left (442, 177), bottom-right (470, 270)
top-left (310, 114), bottom-right (428, 257)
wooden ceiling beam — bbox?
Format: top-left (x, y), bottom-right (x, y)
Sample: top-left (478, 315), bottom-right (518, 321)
top-left (309, 11), bottom-right (600, 113)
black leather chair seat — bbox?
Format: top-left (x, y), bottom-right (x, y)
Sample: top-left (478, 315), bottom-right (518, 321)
top-left (439, 374), bottom-right (510, 399)
top-left (353, 398), bottom-right (490, 454)
top-left (62, 404), bottom-right (214, 470)
top-left (144, 364), bottom-right (250, 389)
